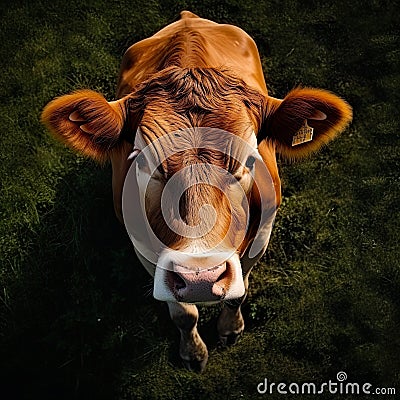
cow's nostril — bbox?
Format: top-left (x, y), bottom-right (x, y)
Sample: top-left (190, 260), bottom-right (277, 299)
top-left (216, 268), bottom-right (228, 283)
top-left (167, 270), bottom-right (186, 291)
top-left (215, 263), bottom-right (233, 288)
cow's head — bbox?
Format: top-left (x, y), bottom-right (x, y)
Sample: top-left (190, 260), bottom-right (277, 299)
top-left (42, 67), bottom-right (352, 303)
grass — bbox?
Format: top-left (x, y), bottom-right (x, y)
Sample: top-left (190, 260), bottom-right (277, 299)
top-left (0, 0), bottom-right (399, 399)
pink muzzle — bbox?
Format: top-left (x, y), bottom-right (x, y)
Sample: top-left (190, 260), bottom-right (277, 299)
top-left (167, 263), bottom-right (232, 302)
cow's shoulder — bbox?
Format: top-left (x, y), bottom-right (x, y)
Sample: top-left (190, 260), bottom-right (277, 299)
top-left (117, 12), bottom-right (267, 97)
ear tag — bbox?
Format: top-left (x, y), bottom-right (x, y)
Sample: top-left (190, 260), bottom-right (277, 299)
top-left (292, 120), bottom-right (314, 146)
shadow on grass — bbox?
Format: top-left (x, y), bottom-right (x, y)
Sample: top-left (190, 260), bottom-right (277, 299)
top-left (0, 162), bottom-right (179, 399)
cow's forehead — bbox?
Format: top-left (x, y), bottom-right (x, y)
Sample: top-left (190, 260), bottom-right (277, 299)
top-left (135, 127), bottom-right (257, 163)
top-left (134, 126), bottom-right (258, 174)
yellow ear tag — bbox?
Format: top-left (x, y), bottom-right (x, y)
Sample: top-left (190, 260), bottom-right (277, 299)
top-left (292, 120), bottom-right (314, 146)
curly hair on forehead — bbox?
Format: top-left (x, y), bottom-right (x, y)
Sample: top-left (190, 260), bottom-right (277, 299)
top-left (125, 66), bottom-right (267, 139)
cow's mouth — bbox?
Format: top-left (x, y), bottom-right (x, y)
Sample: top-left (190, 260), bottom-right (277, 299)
top-left (166, 263), bottom-right (233, 303)
top-left (153, 251), bottom-right (245, 303)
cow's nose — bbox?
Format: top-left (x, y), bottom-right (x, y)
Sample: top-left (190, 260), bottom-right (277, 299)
top-left (167, 263), bottom-right (232, 302)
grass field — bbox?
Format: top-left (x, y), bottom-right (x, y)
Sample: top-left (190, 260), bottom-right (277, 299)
top-left (0, 0), bottom-right (399, 399)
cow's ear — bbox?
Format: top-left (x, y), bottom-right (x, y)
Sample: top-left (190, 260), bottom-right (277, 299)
top-left (41, 90), bottom-right (128, 162)
top-left (261, 88), bottom-right (352, 160)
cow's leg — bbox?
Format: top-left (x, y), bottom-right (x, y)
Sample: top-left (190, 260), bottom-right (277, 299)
top-left (168, 302), bottom-right (208, 373)
top-left (217, 275), bottom-right (249, 347)
top-left (217, 294), bottom-right (246, 347)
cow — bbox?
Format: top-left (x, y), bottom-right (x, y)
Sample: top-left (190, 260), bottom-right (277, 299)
top-left (41, 11), bottom-right (352, 372)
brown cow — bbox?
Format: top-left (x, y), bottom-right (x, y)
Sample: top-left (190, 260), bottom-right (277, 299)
top-left (41, 11), bottom-right (352, 372)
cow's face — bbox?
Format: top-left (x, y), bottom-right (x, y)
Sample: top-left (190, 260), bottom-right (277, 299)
top-left (41, 67), bottom-right (352, 304)
top-left (123, 126), bottom-right (277, 303)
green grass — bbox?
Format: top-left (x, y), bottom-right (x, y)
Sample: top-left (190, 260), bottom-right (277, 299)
top-left (0, 0), bottom-right (399, 399)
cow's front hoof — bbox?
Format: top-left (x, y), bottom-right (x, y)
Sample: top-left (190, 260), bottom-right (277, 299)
top-left (182, 355), bottom-right (208, 373)
top-left (178, 328), bottom-right (208, 373)
top-left (217, 305), bottom-right (245, 348)
top-left (218, 331), bottom-right (243, 348)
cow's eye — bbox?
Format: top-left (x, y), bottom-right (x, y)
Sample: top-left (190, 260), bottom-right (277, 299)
top-left (136, 153), bottom-right (147, 169)
top-left (157, 164), bottom-right (167, 178)
top-left (245, 155), bottom-right (256, 169)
